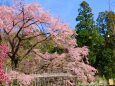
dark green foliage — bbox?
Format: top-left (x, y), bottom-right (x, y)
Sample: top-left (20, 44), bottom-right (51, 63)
top-left (37, 38), bottom-right (65, 54)
top-left (40, 44), bottom-right (65, 54)
top-left (96, 12), bottom-right (108, 35)
top-left (75, 1), bottom-right (95, 48)
top-left (38, 41), bottom-right (55, 53)
top-left (76, 1), bottom-right (94, 31)
top-left (76, 1), bottom-right (115, 79)
top-left (96, 48), bottom-right (114, 79)
top-left (96, 11), bottom-right (115, 79)
top-left (50, 46), bottom-right (65, 54)
top-left (75, 1), bottom-right (104, 66)
top-left (76, 30), bottom-right (92, 47)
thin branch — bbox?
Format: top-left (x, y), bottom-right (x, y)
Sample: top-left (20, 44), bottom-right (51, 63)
top-left (22, 33), bottom-right (50, 40)
top-left (13, 37), bottom-right (22, 58)
top-left (7, 18), bottom-right (32, 34)
top-left (19, 34), bottom-right (51, 62)
top-left (3, 29), bottom-right (14, 52)
top-left (12, 7), bottom-right (25, 41)
top-left (23, 20), bottom-right (40, 28)
top-left (32, 50), bottom-right (47, 60)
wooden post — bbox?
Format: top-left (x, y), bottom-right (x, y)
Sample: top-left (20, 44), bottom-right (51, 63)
top-left (109, 79), bottom-right (114, 86)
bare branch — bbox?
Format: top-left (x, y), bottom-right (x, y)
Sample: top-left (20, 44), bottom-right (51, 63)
top-left (19, 34), bottom-right (51, 62)
top-left (32, 50), bottom-right (47, 60)
top-left (12, 7), bottom-right (25, 41)
top-left (22, 32), bottom-right (50, 40)
top-left (3, 29), bottom-right (15, 51)
top-left (23, 20), bottom-right (40, 28)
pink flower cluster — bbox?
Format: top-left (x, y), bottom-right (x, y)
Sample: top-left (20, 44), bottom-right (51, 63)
top-left (8, 71), bottom-right (34, 85)
top-left (0, 44), bottom-right (9, 66)
top-left (0, 1), bottom-right (97, 85)
top-left (42, 52), bottom-right (65, 60)
top-left (0, 44), bottom-right (10, 84)
top-left (0, 68), bottom-right (10, 84)
top-left (69, 46), bottom-right (89, 61)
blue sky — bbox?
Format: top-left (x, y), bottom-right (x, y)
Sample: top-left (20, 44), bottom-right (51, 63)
top-left (1, 0), bottom-right (115, 28)
top-left (27, 0), bottom-right (114, 28)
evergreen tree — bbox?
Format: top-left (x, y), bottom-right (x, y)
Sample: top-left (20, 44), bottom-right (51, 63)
top-left (96, 11), bottom-right (115, 79)
top-left (75, 1), bottom-right (104, 66)
top-left (96, 11), bottom-right (108, 35)
top-left (75, 1), bottom-right (94, 47)
top-left (76, 1), bottom-right (94, 31)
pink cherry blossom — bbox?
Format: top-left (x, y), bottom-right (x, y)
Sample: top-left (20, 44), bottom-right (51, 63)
top-left (0, 44), bottom-right (10, 84)
top-left (8, 71), bottom-right (34, 85)
top-left (0, 1), bottom-right (97, 85)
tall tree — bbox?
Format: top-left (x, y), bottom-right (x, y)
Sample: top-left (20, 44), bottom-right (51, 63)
top-left (96, 11), bottom-right (115, 79)
top-left (75, 1), bottom-right (104, 66)
top-left (76, 1), bottom-right (94, 31)
top-left (96, 11), bottom-right (108, 35)
top-left (75, 1), bottom-right (103, 47)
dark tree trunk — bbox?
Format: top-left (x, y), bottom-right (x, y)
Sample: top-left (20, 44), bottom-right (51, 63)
top-left (11, 57), bottom-right (19, 85)
top-left (11, 57), bottom-right (19, 70)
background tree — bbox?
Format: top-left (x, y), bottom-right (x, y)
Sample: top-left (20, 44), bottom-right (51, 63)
top-left (75, 1), bottom-right (95, 47)
top-left (76, 1), bottom-right (115, 79)
top-left (75, 1), bottom-right (104, 66)
top-left (96, 11), bottom-right (115, 79)
top-left (96, 11), bottom-right (108, 35)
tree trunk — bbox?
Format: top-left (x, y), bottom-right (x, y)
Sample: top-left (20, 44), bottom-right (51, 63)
top-left (11, 57), bottom-right (19, 70)
top-left (11, 57), bottom-right (19, 85)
